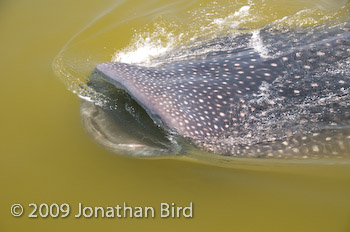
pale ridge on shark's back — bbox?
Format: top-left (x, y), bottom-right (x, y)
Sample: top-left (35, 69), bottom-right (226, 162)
top-left (94, 22), bottom-right (350, 158)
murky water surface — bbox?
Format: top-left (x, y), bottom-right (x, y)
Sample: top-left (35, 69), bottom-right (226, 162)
top-left (1, 0), bottom-right (350, 231)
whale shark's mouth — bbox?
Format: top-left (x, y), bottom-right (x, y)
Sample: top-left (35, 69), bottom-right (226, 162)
top-left (80, 70), bottom-right (183, 157)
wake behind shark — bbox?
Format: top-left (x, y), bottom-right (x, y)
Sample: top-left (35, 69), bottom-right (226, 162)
top-left (93, 22), bottom-right (350, 158)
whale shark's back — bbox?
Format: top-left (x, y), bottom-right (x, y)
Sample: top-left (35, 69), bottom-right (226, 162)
top-left (96, 22), bottom-right (350, 158)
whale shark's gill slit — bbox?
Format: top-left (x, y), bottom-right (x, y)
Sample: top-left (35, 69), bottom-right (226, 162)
top-left (80, 71), bottom-right (183, 157)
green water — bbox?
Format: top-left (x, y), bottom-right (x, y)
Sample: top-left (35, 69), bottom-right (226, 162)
top-left (1, 0), bottom-right (350, 231)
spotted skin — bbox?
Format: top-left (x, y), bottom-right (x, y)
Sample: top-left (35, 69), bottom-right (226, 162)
top-left (96, 23), bottom-right (350, 158)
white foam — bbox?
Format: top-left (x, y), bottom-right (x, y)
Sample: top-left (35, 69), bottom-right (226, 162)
top-left (113, 29), bottom-right (180, 66)
top-left (77, 94), bottom-right (93, 102)
top-left (233, 5), bottom-right (251, 17)
top-left (250, 30), bottom-right (270, 58)
top-left (211, 5), bottom-right (251, 28)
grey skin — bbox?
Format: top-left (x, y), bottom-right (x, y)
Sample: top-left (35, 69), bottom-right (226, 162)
top-left (90, 22), bottom-right (350, 158)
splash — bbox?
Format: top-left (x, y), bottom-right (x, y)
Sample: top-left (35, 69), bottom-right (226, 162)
top-left (112, 25), bottom-right (182, 66)
top-left (111, 0), bottom-right (349, 67)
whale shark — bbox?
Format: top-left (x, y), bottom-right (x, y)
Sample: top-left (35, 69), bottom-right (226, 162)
top-left (88, 22), bottom-right (350, 158)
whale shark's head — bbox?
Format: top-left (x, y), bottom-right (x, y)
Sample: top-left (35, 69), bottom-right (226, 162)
top-left (82, 23), bottom-right (350, 159)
